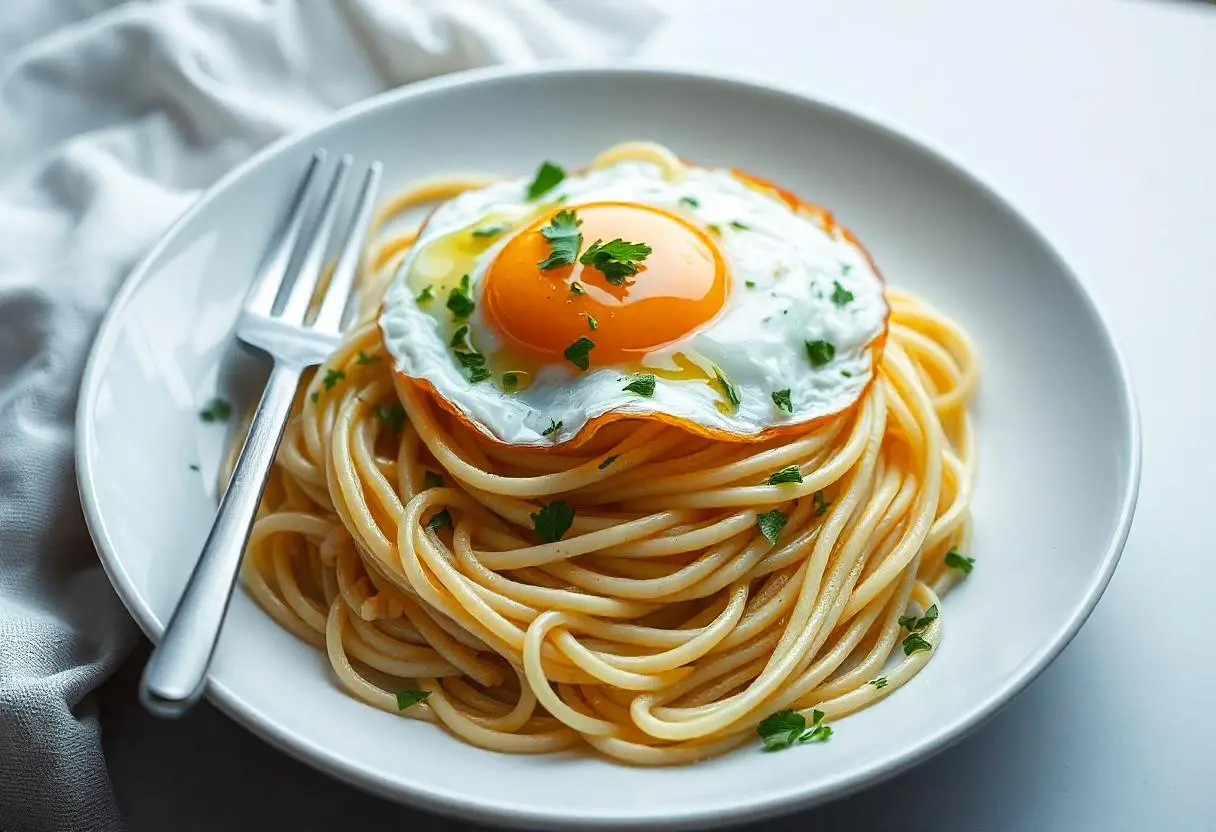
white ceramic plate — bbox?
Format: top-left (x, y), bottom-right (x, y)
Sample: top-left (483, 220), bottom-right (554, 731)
top-left (76, 66), bottom-right (1139, 829)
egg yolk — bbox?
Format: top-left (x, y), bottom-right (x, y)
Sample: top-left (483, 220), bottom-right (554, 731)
top-left (481, 202), bottom-right (726, 366)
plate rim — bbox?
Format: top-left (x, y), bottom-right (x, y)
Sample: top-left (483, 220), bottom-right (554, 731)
top-left (75, 62), bottom-right (1142, 829)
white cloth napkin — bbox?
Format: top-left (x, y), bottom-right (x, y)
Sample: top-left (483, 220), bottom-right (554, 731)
top-left (0, 2), bottom-right (665, 830)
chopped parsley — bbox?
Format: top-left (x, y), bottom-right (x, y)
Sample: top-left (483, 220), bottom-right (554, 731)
top-left (768, 466), bottom-right (803, 485)
top-left (188, 463), bottom-right (200, 472)
top-left (542, 419), bottom-right (563, 438)
top-left (446, 275), bottom-right (475, 319)
top-left (395, 689), bottom-right (431, 710)
top-left (745, 280), bottom-right (757, 289)
top-left (423, 470), bottom-right (445, 489)
top-left (805, 339), bottom-right (836, 367)
top-left (199, 398), bottom-right (232, 422)
top-left (812, 490), bottom-right (831, 517)
top-left (582, 313), bottom-right (598, 331)
top-left (756, 509), bottom-right (787, 544)
top-left (455, 350), bottom-right (491, 383)
top-left (707, 223), bottom-right (721, 235)
top-left (756, 708), bottom-right (832, 751)
top-left (322, 369), bottom-right (345, 390)
top-left (531, 500), bottom-right (575, 543)
top-left (580, 238), bottom-right (651, 285)
top-left (309, 391), bottom-right (319, 403)
top-left (841, 370), bottom-right (853, 378)
top-left (622, 373), bottom-right (656, 397)
top-left (538, 209), bottom-right (583, 270)
top-left (841, 262), bottom-right (853, 276)
top-left (570, 282), bottom-right (586, 296)
top-left (427, 509), bottom-right (452, 531)
top-left (526, 160), bottom-right (565, 201)
top-left (598, 455), bottom-right (618, 470)
top-left (944, 547), bottom-right (975, 574)
top-left (831, 281), bottom-right (854, 307)
top-left (415, 285), bottom-right (434, 305)
top-left (471, 223), bottom-right (509, 238)
top-left (563, 337), bottom-right (595, 371)
top-left (502, 372), bottom-right (520, 392)
top-left (375, 403), bottom-right (405, 433)
top-left (355, 350), bottom-right (381, 365)
top-left (870, 677), bottom-right (889, 690)
top-left (450, 325), bottom-right (470, 348)
top-left (772, 389), bottom-right (793, 414)
top-left (899, 604), bottom-right (939, 632)
top-left (678, 195), bottom-right (700, 208)
top-left (902, 632), bottom-right (933, 656)
top-left (729, 220), bottom-right (749, 231)
top-left (712, 367), bottom-right (741, 412)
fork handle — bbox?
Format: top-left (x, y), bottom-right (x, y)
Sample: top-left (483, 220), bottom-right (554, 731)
top-left (140, 362), bottom-right (302, 718)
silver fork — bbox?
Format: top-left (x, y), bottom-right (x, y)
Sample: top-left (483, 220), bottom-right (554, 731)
top-left (140, 151), bottom-right (382, 718)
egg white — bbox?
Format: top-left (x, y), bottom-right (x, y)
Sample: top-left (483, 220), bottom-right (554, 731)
top-left (380, 161), bottom-right (888, 446)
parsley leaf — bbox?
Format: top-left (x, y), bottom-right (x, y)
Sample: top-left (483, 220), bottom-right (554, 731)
top-left (831, 281), bottom-right (854, 307)
top-left (199, 397), bottom-right (232, 422)
top-left (729, 220), bottom-right (749, 230)
top-left (756, 509), bottom-right (787, 544)
top-left (805, 339), bottom-right (836, 367)
top-left (446, 278), bottom-right (475, 319)
top-left (542, 419), bottom-right (562, 438)
top-left (526, 161), bottom-right (565, 201)
top-left (902, 632), bottom-right (933, 656)
top-left (427, 509), bottom-right (452, 531)
top-left (309, 391), bottom-right (319, 404)
top-left (678, 195), bottom-right (700, 208)
top-left (944, 547), bottom-right (975, 574)
top-left (768, 466), bottom-right (803, 485)
top-left (745, 279), bottom-right (757, 288)
top-left (375, 403), bottom-right (405, 433)
top-left (582, 313), bottom-right (598, 331)
top-left (757, 708), bottom-right (832, 751)
top-left (450, 325), bottom-right (470, 348)
top-left (870, 677), bottom-right (888, 689)
top-left (579, 238), bottom-right (651, 285)
top-left (531, 500), bottom-right (575, 543)
top-left (713, 367), bottom-right (741, 412)
top-left (570, 281), bottom-right (586, 296)
top-left (841, 370), bottom-right (853, 378)
top-left (355, 350), bottom-right (381, 365)
top-left (899, 604), bottom-right (938, 632)
top-left (395, 689), bottom-right (431, 710)
top-left (455, 351), bottom-right (491, 383)
top-left (771, 389), bottom-right (793, 414)
top-left (707, 223), bottom-right (721, 235)
top-left (502, 372), bottom-right (520, 392)
top-left (415, 285), bottom-right (434, 305)
top-left (423, 470), bottom-right (445, 489)
top-left (472, 224), bottom-right (509, 238)
top-left (322, 369), bottom-right (345, 390)
top-left (757, 709), bottom-right (805, 751)
top-left (563, 337), bottom-right (595, 371)
top-left (622, 373), bottom-right (656, 397)
top-left (538, 209), bottom-right (583, 270)
top-left (598, 455), bottom-right (618, 470)
top-left (812, 490), bottom-right (831, 517)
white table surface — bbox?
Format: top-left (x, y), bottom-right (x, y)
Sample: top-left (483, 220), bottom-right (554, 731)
top-left (100, 1), bottom-right (1216, 829)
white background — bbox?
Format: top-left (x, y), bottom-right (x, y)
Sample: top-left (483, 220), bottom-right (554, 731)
top-left (102, 1), bottom-right (1216, 829)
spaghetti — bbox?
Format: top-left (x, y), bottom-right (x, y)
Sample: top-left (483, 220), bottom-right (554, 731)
top-left (234, 145), bottom-right (978, 765)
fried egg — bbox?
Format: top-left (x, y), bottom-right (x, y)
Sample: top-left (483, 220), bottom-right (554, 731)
top-left (379, 152), bottom-right (889, 447)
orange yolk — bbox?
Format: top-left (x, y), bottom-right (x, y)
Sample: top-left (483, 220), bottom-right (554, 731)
top-left (481, 202), bottom-right (726, 366)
